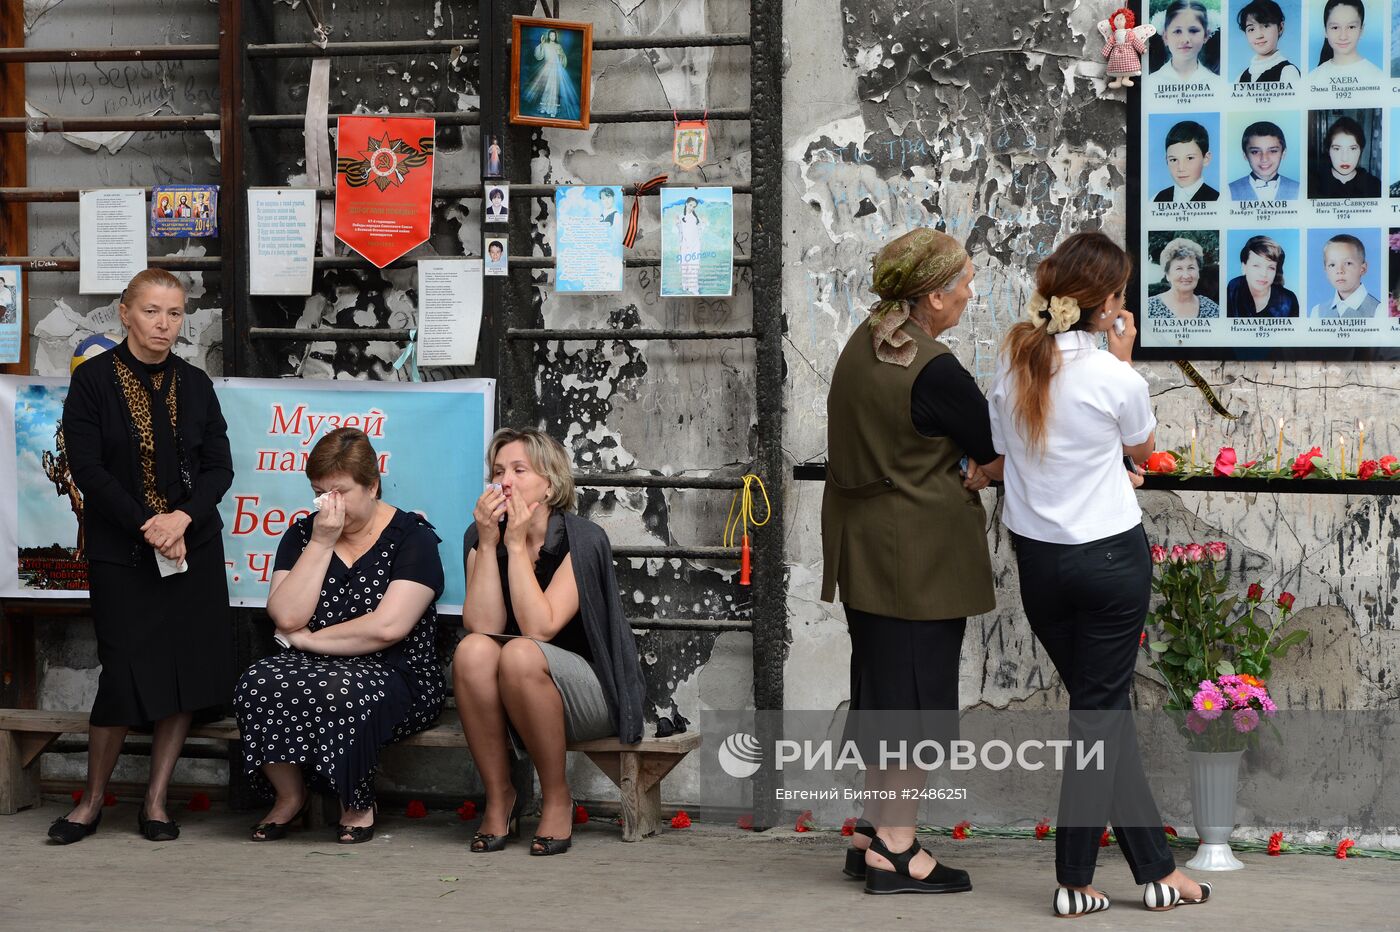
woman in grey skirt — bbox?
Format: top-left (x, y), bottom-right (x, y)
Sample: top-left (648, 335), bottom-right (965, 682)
top-left (454, 428), bottom-right (646, 856)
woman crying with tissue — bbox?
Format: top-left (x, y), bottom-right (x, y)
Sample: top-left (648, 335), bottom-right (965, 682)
top-left (233, 427), bottom-right (446, 844)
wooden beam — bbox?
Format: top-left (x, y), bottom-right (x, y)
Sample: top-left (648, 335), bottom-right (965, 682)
top-left (0, 1), bottom-right (28, 375)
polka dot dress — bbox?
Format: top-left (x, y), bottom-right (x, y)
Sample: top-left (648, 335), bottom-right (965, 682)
top-left (234, 509), bottom-right (446, 809)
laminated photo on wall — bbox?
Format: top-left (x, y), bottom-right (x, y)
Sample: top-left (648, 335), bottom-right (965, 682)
top-left (0, 266), bottom-right (20, 365)
top-left (660, 187), bottom-right (734, 297)
top-left (150, 185), bottom-right (218, 237)
top-left (554, 186), bottom-right (623, 293)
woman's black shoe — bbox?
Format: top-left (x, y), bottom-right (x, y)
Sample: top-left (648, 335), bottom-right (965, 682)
top-left (336, 823), bottom-right (375, 844)
top-left (529, 797), bottom-right (574, 856)
top-left (529, 833), bottom-right (573, 856)
top-left (251, 801), bottom-right (309, 841)
top-left (137, 807), bottom-right (180, 842)
top-left (843, 819), bottom-right (878, 879)
top-left (470, 794), bottom-right (522, 853)
top-left (47, 811), bottom-right (101, 845)
top-left (863, 836), bottom-right (972, 895)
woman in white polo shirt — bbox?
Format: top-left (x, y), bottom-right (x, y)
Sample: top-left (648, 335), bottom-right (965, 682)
top-left (988, 232), bottom-right (1209, 918)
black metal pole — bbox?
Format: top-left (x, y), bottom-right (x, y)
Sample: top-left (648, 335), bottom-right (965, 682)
top-left (749, 0), bottom-right (787, 829)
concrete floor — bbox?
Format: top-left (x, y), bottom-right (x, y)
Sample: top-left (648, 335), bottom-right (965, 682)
top-left (2, 801), bottom-right (1395, 931)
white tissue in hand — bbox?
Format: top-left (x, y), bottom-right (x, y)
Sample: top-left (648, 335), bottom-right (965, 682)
top-left (314, 492), bottom-right (332, 510)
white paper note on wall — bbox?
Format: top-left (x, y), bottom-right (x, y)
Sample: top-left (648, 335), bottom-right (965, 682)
top-left (248, 188), bottom-right (318, 296)
top-left (416, 259), bottom-right (484, 367)
top-left (78, 188), bottom-right (147, 295)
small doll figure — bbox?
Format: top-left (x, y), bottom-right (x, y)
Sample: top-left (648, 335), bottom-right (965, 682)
top-left (1098, 7), bottom-right (1156, 87)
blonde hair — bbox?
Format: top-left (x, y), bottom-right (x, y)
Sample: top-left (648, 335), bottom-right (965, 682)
top-left (487, 427), bottom-right (575, 512)
top-left (121, 268), bottom-right (185, 306)
top-left (1159, 237), bottom-right (1204, 275)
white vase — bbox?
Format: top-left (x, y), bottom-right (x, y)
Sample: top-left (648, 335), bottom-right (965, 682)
top-left (1185, 749), bottom-right (1245, 871)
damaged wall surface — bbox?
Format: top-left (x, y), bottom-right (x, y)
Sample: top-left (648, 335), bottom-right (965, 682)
top-left (16, 0), bottom-right (1399, 833)
top-left (781, 0), bottom-right (1400, 836)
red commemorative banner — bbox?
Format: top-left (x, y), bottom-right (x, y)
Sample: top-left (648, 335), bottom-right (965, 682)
top-left (334, 115), bottom-right (436, 268)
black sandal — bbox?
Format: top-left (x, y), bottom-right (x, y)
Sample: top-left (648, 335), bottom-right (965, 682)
top-left (470, 795), bottom-right (522, 853)
top-left (137, 807), bottom-right (180, 842)
top-left (529, 833), bottom-right (573, 856)
top-left (251, 801), bottom-right (308, 842)
top-left (529, 797), bottom-right (575, 856)
top-left (863, 836), bottom-right (972, 895)
top-left (843, 819), bottom-right (877, 879)
top-left (47, 811), bottom-right (101, 845)
top-left (336, 802), bottom-right (377, 844)
top-left (336, 823), bottom-right (375, 844)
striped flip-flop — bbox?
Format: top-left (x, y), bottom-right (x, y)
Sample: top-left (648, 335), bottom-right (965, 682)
top-left (1143, 880), bottom-right (1212, 911)
top-left (1052, 887), bottom-right (1111, 918)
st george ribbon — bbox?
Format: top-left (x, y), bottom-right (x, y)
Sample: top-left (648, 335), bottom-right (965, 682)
top-left (334, 115), bottom-right (436, 267)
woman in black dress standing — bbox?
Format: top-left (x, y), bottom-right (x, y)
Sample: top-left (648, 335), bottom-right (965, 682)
top-left (234, 427), bottom-right (445, 844)
top-left (48, 269), bottom-right (235, 844)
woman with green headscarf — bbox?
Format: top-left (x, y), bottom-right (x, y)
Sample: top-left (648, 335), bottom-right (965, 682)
top-left (821, 228), bottom-right (1001, 896)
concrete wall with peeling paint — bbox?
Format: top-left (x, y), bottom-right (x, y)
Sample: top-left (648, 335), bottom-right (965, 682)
top-left (15, 0), bottom-right (1398, 830)
top-left (781, 0), bottom-right (1399, 726)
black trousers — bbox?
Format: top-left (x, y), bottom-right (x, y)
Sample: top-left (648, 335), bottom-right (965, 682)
top-left (1012, 526), bottom-right (1175, 887)
top-left (843, 605), bottom-right (964, 764)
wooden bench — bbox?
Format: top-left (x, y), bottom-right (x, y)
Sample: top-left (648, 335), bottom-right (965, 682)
top-left (0, 709), bottom-right (700, 841)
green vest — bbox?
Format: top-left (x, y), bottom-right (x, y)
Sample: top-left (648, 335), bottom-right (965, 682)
top-left (820, 318), bottom-right (996, 620)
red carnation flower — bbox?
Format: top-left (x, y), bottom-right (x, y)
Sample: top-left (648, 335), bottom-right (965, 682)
top-left (737, 813), bottom-right (754, 831)
top-left (841, 817), bottom-right (857, 837)
top-left (1100, 829), bottom-right (1112, 847)
top-left (670, 810), bottom-right (692, 829)
top-left (1277, 591), bottom-right (1296, 611)
top-left (1163, 824), bottom-right (1177, 837)
top-left (103, 792), bottom-right (117, 807)
top-left (405, 799), bottom-right (428, 819)
top-left (1034, 818), bottom-right (1051, 840)
top-left (1139, 630), bottom-right (1147, 647)
top-left (1267, 831), bottom-right (1284, 856)
top-left (71, 790), bottom-right (83, 803)
top-left (1358, 460), bottom-right (1379, 480)
top-left (574, 804), bottom-right (589, 825)
top-left (1212, 447), bottom-right (1238, 477)
top-left (795, 810), bottom-right (816, 833)
top-left (1292, 446), bottom-right (1322, 478)
top-left (1247, 582), bottom-right (1265, 602)
top-left (187, 792), bottom-right (211, 812)
top-left (455, 800), bottom-right (478, 821)
top-left (1336, 838), bottom-right (1356, 859)
top-left (952, 820), bottom-right (971, 840)
top-left (1381, 455), bottom-right (1399, 475)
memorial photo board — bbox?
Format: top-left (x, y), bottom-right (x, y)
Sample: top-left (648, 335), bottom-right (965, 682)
top-left (1129, 0), bottom-right (1400, 359)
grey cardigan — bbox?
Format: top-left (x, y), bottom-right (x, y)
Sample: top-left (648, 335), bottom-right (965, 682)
top-left (463, 512), bottom-right (647, 744)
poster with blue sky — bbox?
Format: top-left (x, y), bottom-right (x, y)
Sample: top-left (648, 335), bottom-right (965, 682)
top-left (555, 185), bottom-right (624, 293)
top-left (660, 187), bottom-right (734, 298)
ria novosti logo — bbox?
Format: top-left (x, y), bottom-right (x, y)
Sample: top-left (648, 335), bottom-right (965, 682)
top-left (717, 732), bottom-right (763, 778)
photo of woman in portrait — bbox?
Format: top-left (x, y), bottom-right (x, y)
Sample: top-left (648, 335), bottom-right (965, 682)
top-left (1389, 229), bottom-right (1400, 318)
top-left (1146, 0), bottom-right (1224, 95)
top-left (524, 29), bottom-right (580, 122)
top-left (1226, 233), bottom-right (1301, 317)
top-left (675, 197), bottom-right (703, 295)
top-left (1310, 0), bottom-right (1383, 81)
top-left (1308, 111), bottom-right (1382, 198)
top-left (1147, 234), bottom-right (1221, 318)
top-left (1233, 0), bottom-right (1301, 82)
